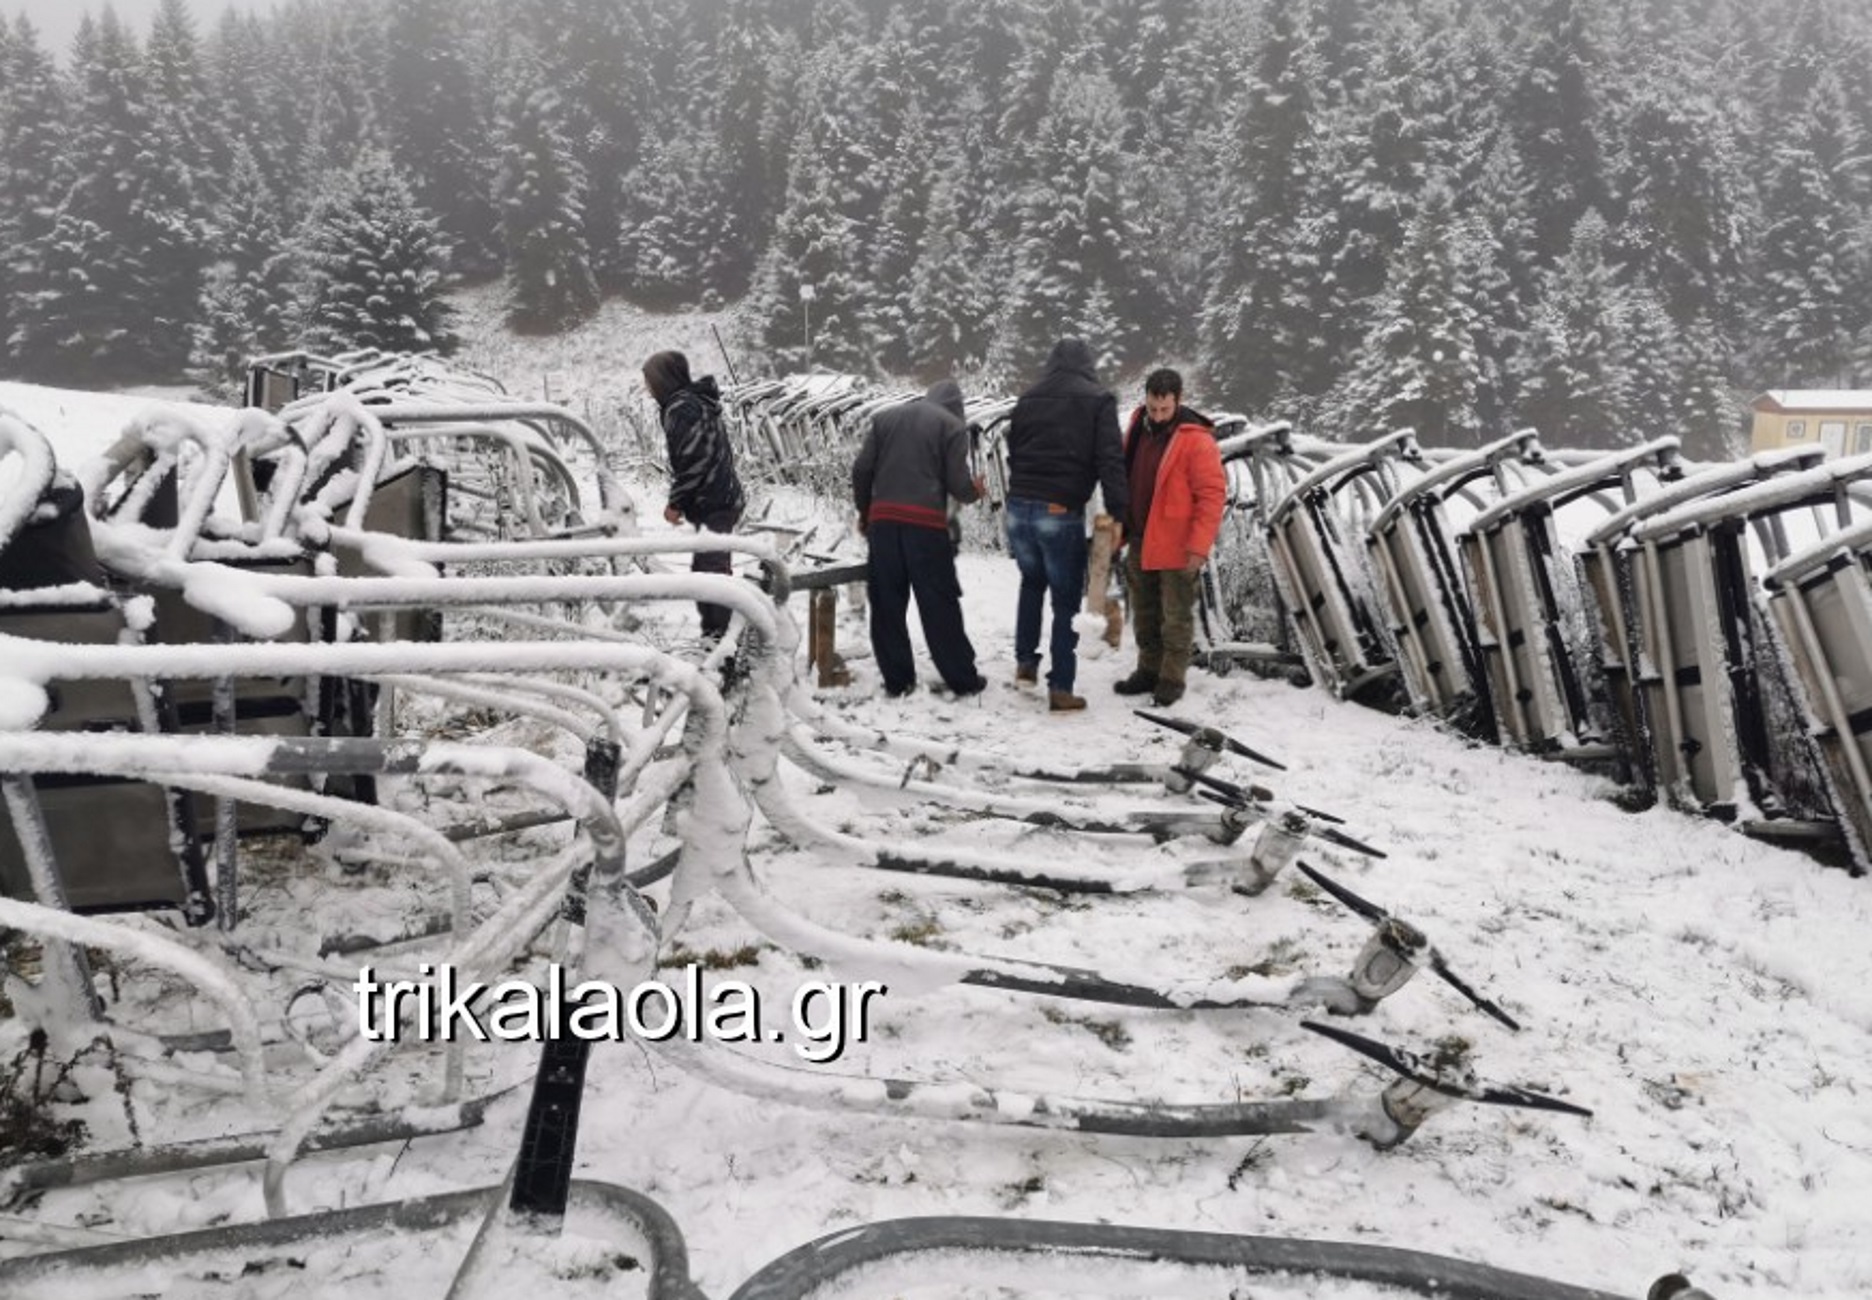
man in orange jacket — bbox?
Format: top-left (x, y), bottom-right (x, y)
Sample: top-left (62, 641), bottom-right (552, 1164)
top-left (1113, 368), bottom-right (1226, 707)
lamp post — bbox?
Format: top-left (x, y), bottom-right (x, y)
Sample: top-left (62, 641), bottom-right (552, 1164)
top-left (799, 282), bottom-right (816, 368)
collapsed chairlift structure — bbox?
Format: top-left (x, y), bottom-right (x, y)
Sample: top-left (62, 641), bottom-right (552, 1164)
top-left (0, 360), bottom-right (1647, 1296)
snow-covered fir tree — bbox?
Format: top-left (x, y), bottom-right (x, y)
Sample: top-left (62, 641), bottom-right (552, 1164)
top-left (497, 81), bottom-right (600, 333)
top-left (291, 149), bottom-right (457, 356)
top-left (9, 12), bottom-right (204, 382)
top-left (187, 141), bottom-right (297, 397)
top-left (1322, 187), bottom-right (1493, 447)
top-left (0, 18), bottom-right (66, 374)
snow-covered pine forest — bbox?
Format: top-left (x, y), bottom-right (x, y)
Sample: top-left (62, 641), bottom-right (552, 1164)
top-left (3, 0), bottom-right (1872, 457)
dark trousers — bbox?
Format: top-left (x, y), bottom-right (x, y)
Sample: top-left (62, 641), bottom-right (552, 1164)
top-left (693, 507), bottom-right (741, 641)
top-left (866, 520), bottom-right (979, 694)
top-left (1125, 547), bottom-right (1200, 684)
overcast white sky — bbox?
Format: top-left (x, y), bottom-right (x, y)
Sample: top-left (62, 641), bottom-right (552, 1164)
top-left (6, 0), bottom-right (273, 59)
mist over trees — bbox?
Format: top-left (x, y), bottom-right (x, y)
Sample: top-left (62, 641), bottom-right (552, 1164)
top-left (4, 0), bottom-right (1872, 454)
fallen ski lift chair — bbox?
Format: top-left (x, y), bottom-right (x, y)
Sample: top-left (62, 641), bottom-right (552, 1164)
top-left (79, 410), bottom-right (344, 849)
top-left (1364, 430), bottom-right (1553, 738)
top-left (1606, 450), bottom-right (1872, 835)
top-left (0, 414), bottom-right (213, 924)
top-left (243, 349), bottom-right (350, 413)
top-left (1763, 512), bottom-right (1872, 873)
top-left (1454, 438), bottom-right (1684, 761)
top-left (1578, 446), bottom-right (1828, 797)
top-left (1261, 428), bottom-right (1426, 704)
top-left (1197, 419), bottom-right (1309, 676)
top-left (0, 722), bottom-right (646, 1218)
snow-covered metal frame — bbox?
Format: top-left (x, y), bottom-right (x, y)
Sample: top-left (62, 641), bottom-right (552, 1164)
top-left (1364, 430), bottom-right (1551, 736)
top-left (731, 1214), bottom-right (1627, 1300)
top-left (1578, 446), bottom-right (1828, 797)
top-left (1454, 438), bottom-right (1685, 759)
top-left (1606, 452), bottom-right (1872, 830)
top-left (1188, 418), bottom-right (1299, 663)
top-left (1260, 429), bottom-right (1426, 702)
top-left (1763, 514), bottom-right (1872, 874)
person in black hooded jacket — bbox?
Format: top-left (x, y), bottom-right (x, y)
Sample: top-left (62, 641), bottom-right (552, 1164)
top-left (644, 349), bottom-right (746, 642)
top-left (1004, 338), bottom-right (1128, 711)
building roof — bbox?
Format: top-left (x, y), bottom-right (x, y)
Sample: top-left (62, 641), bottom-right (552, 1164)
top-left (1753, 390), bottom-right (1872, 412)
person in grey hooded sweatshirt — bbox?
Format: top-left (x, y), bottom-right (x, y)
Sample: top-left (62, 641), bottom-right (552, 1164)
top-left (851, 379), bottom-right (988, 698)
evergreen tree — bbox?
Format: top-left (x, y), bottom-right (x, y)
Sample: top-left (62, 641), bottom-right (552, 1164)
top-left (989, 68), bottom-right (1148, 377)
top-left (188, 141), bottom-right (299, 396)
top-left (1196, 1), bottom-right (1327, 412)
top-left (906, 138), bottom-right (991, 378)
top-left (497, 82), bottom-right (601, 332)
top-left (10, 12), bottom-right (202, 382)
top-left (292, 149), bottom-right (457, 356)
top-left (276, 0), bottom-right (386, 202)
top-left (1751, 78), bottom-right (1869, 387)
top-left (1506, 0), bottom-right (1608, 264)
top-left (748, 107), bottom-right (877, 373)
top-left (0, 18), bottom-right (67, 375)
top-left (524, 0), bottom-right (657, 294)
top-left (1322, 188), bottom-right (1493, 447)
top-left (1608, 83), bottom-right (1753, 331)
top-left (384, 0), bottom-right (500, 278)
top-left (206, 12), bottom-right (291, 192)
top-left (1512, 210), bottom-right (1632, 445)
top-left (145, 0), bottom-right (215, 196)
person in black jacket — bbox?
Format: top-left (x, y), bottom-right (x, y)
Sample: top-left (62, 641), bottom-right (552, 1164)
top-left (1004, 338), bottom-right (1128, 712)
top-left (644, 350), bottom-right (746, 642)
top-left (852, 379), bottom-right (988, 698)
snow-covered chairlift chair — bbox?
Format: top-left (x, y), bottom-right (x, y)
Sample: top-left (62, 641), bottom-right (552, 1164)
top-left (1261, 429), bottom-right (1426, 704)
top-left (1454, 438), bottom-right (1683, 761)
top-left (0, 412), bottom-right (212, 921)
top-left (1364, 431), bottom-right (1551, 738)
top-left (1578, 446), bottom-right (1826, 798)
top-left (1763, 512), bottom-right (1872, 874)
top-left (1607, 451), bottom-right (1872, 835)
top-left (81, 410), bottom-right (338, 839)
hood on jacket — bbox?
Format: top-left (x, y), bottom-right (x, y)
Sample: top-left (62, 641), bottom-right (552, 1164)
top-left (925, 378), bottom-right (966, 422)
top-left (643, 350), bottom-right (693, 406)
top-left (1043, 338), bottom-right (1098, 382)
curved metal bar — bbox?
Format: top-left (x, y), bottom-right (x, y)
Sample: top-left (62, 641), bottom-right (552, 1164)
top-left (1623, 448), bottom-right (1872, 546)
top-left (0, 895), bottom-right (268, 1100)
top-left (1460, 437), bottom-right (1682, 538)
top-left (1584, 446), bottom-right (1826, 549)
top-left (0, 1180), bottom-right (704, 1300)
top-left (728, 1216), bottom-right (1624, 1300)
top-left (1263, 429), bottom-right (1422, 525)
top-left (1370, 429), bottom-right (1546, 533)
top-left (0, 409), bottom-right (58, 552)
top-left (320, 528), bottom-right (793, 600)
top-left (363, 400), bottom-right (631, 521)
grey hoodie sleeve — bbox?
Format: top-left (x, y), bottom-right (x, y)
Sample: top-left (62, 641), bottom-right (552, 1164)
top-left (941, 422), bottom-right (980, 504)
top-left (852, 420), bottom-right (880, 520)
top-left (1093, 392), bottom-right (1128, 520)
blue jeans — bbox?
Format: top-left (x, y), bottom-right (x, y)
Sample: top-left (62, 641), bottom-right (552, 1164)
top-left (1006, 496), bottom-right (1088, 692)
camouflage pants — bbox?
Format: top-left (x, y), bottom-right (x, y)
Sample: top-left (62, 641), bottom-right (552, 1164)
top-left (1125, 549), bottom-right (1199, 684)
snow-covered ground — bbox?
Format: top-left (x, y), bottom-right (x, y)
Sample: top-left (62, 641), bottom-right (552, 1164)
top-left (4, 378), bottom-right (1870, 1300)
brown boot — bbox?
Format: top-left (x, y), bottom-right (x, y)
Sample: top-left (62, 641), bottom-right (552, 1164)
top-left (1015, 661), bottom-right (1039, 686)
top-left (1113, 668), bottom-right (1158, 696)
top-left (1151, 679), bottom-right (1185, 707)
top-left (1048, 689), bottom-right (1087, 712)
